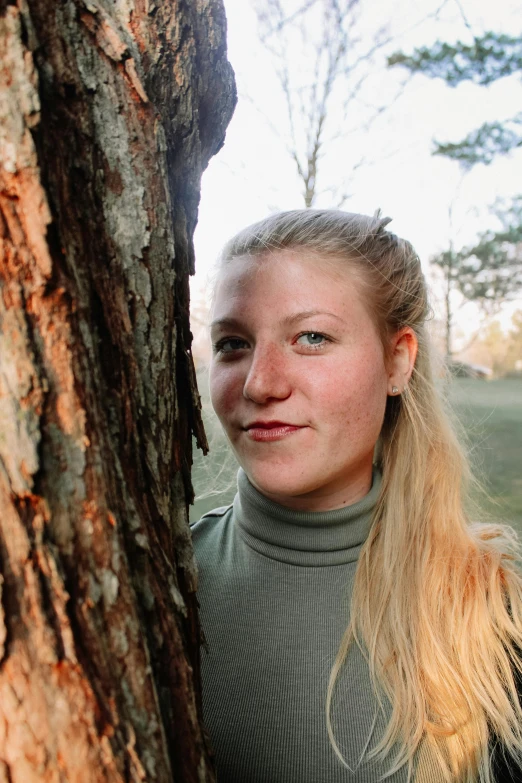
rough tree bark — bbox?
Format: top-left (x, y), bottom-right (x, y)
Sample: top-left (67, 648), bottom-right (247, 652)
top-left (0, 1), bottom-right (235, 781)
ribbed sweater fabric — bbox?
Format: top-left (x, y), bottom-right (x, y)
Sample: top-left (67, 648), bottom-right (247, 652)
top-left (191, 469), bottom-right (445, 783)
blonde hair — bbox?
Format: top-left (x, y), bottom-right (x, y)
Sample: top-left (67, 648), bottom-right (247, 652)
top-left (218, 209), bottom-right (522, 782)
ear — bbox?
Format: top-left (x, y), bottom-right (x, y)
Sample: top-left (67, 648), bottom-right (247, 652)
top-left (387, 327), bottom-right (418, 396)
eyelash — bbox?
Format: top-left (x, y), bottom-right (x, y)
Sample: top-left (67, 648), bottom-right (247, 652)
top-left (213, 332), bottom-right (332, 356)
top-left (212, 337), bottom-right (249, 355)
top-left (295, 331), bottom-right (331, 348)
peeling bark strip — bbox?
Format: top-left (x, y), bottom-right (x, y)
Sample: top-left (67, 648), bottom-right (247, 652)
top-left (0, 1), bottom-right (236, 781)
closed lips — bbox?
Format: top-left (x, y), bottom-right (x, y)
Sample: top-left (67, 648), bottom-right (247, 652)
top-left (245, 421), bottom-right (299, 429)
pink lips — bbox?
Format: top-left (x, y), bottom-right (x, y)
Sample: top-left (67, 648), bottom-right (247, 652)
top-left (245, 421), bottom-right (304, 442)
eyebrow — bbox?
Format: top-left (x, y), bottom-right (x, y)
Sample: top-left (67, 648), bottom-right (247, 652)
top-left (210, 310), bottom-right (345, 330)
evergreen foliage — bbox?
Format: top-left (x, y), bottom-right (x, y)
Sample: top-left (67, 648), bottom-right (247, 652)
top-left (388, 32), bottom-right (522, 87)
top-left (389, 30), bottom-right (522, 353)
top-left (389, 32), bottom-right (522, 167)
top-left (434, 113), bottom-right (522, 167)
top-left (431, 199), bottom-right (522, 315)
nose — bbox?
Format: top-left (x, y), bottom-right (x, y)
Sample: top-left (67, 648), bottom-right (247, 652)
top-left (243, 343), bottom-right (292, 403)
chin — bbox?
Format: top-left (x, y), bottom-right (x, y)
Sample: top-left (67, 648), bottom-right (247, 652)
top-left (243, 462), bottom-right (323, 501)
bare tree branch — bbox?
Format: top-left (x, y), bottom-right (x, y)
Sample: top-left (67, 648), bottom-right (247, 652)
top-left (452, 0), bottom-right (475, 37)
top-left (257, 0), bottom-right (319, 38)
top-left (252, 0), bottom-right (450, 207)
top-left (251, 0), bottom-right (461, 207)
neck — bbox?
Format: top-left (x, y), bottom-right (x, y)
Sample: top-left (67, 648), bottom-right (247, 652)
top-left (233, 467), bottom-right (381, 566)
top-left (247, 465), bottom-right (374, 512)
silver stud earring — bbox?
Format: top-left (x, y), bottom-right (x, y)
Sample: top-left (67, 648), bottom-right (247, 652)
top-left (391, 386), bottom-right (399, 395)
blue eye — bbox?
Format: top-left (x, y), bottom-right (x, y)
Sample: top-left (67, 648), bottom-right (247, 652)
top-left (213, 338), bottom-right (248, 354)
top-left (296, 332), bottom-right (328, 346)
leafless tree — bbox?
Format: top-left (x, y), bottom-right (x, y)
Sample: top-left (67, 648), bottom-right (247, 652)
top-left (252, 0), bottom-right (458, 207)
top-left (252, 0), bottom-right (401, 207)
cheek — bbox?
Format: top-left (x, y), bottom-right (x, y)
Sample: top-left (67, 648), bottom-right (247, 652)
top-left (354, 355), bottom-right (389, 431)
top-left (209, 365), bottom-right (241, 422)
top-left (318, 348), bottom-right (387, 422)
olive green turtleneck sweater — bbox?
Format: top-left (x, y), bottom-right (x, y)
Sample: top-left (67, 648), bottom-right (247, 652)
top-left (191, 469), bottom-right (444, 783)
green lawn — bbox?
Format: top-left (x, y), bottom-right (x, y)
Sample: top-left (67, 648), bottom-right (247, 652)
top-left (190, 379), bottom-right (522, 533)
top-left (449, 378), bottom-right (522, 534)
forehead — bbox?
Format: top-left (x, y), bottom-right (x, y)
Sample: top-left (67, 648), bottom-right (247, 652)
top-left (212, 250), bottom-right (366, 316)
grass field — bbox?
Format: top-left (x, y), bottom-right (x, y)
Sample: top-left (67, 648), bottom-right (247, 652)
top-left (449, 378), bottom-right (522, 534)
top-left (191, 379), bottom-right (522, 533)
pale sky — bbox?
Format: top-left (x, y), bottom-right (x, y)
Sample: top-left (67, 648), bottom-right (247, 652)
top-left (192, 0), bottom-right (522, 352)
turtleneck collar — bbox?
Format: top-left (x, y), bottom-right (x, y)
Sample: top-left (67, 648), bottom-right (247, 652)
top-left (232, 468), bottom-right (381, 567)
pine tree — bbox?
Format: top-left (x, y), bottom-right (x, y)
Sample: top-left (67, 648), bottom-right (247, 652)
top-left (389, 32), bottom-right (522, 356)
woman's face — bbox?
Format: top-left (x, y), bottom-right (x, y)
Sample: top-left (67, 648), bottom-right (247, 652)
top-left (209, 249), bottom-right (412, 511)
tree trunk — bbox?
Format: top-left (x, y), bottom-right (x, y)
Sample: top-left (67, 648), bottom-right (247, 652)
top-left (0, 1), bottom-right (235, 781)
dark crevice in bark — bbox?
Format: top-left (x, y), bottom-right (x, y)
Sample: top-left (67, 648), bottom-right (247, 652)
top-left (34, 548), bottom-right (67, 661)
top-left (87, 284), bottom-right (125, 439)
top-left (0, 545), bottom-right (17, 664)
top-left (0, 1), bottom-right (17, 18)
top-left (60, 570), bottom-right (129, 760)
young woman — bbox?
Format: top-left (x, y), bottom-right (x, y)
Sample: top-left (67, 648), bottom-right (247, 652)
top-left (190, 209), bottom-right (522, 783)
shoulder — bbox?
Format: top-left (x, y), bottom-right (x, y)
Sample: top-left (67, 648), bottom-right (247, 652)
top-left (190, 504), bottom-right (235, 578)
top-left (190, 504), bottom-right (234, 549)
top-left (190, 504), bottom-right (233, 532)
